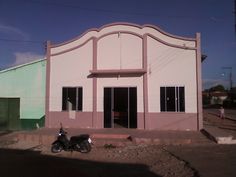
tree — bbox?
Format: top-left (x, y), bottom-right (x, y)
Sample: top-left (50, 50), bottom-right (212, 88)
top-left (209, 85), bottom-right (225, 92)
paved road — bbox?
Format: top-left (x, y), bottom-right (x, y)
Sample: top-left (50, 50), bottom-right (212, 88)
top-left (0, 148), bottom-right (159, 177)
top-left (205, 108), bottom-right (236, 120)
top-left (1, 110), bottom-right (236, 177)
top-left (164, 112), bottom-right (236, 177)
top-left (166, 144), bottom-right (236, 177)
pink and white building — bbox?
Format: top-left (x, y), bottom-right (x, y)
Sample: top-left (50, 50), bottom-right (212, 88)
top-left (45, 23), bottom-right (203, 130)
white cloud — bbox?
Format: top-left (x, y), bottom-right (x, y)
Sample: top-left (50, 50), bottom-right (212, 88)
top-left (0, 24), bottom-right (30, 40)
top-left (12, 52), bottom-right (44, 66)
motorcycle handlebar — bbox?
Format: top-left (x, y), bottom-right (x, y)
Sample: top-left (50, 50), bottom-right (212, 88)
top-left (59, 128), bottom-right (67, 135)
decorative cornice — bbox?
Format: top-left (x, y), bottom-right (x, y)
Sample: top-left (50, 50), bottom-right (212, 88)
top-left (50, 22), bottom-right (196, 48)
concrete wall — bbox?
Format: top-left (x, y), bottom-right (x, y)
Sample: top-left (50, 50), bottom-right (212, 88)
top-left (97, 33), bottom-right (143, 70)
top-left (147, 37), bottom-right (197, 113)
top-left (0, 59), bottom-right (46, 120)
top-left (47, 23), bottom-right (201, 130)
top-left (50, 41), bottom-right (93, 112)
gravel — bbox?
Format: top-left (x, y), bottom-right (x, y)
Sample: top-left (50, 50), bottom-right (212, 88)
top-left (0, 132), bottom-right (197, 177)
top-left (42, 144), bottom-right (197, 177)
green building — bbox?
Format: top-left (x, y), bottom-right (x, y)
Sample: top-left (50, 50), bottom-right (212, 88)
top-left (0, 59), bottom-right (46, 130)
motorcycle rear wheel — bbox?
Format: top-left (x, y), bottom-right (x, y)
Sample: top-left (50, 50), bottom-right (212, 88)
top-left (51, 143), bottom-right (63, 153)
top-left (78, 140), bottom-right (91, 153)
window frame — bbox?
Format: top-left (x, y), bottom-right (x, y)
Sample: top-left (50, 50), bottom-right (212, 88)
top-left (160, 86), bottom-right (185, 112)
top-left (62, 87), bottom-right (83, 111)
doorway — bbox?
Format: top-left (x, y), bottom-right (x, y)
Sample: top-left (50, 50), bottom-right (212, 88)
top-left (104, 87), bottom-right (137, 128)
top-left (0, 98), bottom-right (20, 130)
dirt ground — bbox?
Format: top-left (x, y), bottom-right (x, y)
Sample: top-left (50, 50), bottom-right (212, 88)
top-left (1, 111), bottom-right (236, 177)
top-left (44, 144), bottom-right (196, 177)
top-left (0, 137), bottom-right (196, 177)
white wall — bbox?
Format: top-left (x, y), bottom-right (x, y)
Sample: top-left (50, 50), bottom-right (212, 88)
top-left (49, 40), bottom-right (93, 112)
top-left (96, 32), bottom-right (144, 112)
top-left (49, 24), bottom-right (197, 115)
top-left (97, 33), bottom-right (143, 69)
top-left (147, 37), bottom-right (197, 113)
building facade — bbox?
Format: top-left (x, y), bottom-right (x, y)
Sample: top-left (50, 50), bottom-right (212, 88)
top-left (46, 23), bottom-right (203, 130)
top-left (0, 59), bottom-right (46, 130)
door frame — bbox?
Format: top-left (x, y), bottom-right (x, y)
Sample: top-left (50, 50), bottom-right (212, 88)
top-left (103, 87), bottom-right (137, 128)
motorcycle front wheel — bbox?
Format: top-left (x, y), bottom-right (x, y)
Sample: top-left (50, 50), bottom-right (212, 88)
top-left (51, 142), bottom-right (63, 153)
top-left (78, 140), bottom-right (91, 153)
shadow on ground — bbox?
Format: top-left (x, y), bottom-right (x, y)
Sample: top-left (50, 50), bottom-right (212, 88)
top-left (0, 130), bottom-right (13, 137)
top-left (0, 148), bottom-right (160, 177)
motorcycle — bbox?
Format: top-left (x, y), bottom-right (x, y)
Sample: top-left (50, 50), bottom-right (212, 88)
top-left (51, 125), bottom-right (92, 153)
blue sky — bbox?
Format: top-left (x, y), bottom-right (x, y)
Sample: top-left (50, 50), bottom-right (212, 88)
top-left (0, 0), bottom-right (235, 89)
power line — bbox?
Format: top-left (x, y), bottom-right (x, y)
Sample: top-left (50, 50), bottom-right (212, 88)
top-left (18, 0), bottom-right (231, 20)
top-left (21, 0), bottom-right (167, 17)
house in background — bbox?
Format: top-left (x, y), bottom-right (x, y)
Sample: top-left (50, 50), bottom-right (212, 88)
top-left (0, 59), bottom-right (46, 130)
top-left (210, 91), bottom-right (228, 105)
top-left (46, 23), bottom-right (203, 130)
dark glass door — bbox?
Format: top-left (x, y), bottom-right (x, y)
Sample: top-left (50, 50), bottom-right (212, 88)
top-left (104, 88), bottom-right (112, 128)
top-left (103, 87), bottom-right (137, 128)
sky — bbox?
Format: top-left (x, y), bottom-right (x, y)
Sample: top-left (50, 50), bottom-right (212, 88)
top-left (0, 0), bottom-right (235, 90)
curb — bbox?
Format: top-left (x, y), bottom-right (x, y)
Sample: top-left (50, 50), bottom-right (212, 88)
top-left (202, 126), bottom-right (236, 144)
top-left (16, 132), bottom-right (201, 147)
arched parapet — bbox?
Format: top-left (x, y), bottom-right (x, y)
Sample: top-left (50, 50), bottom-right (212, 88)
top-left (49, 22), bottom-right (196, 56)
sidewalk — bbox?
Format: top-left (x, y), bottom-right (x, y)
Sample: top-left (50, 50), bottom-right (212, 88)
top-left (203, 110), bottom-right (236, 144)
top-left (1, 126), bottom-right (213, 149)
top-left (1, 110), bottom-right (236, 149)
top-left (205, 108), bottom-right (236, 121)
top-left (14, 127), bottom-right (212, 148)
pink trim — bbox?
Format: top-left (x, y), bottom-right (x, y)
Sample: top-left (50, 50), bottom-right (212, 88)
top-left (143, 23), bottom-right (196, 41)
top-left (90, 69), bottom-right (146, 75)
top-left (92, 37), bottom-right (97, 70)
top-left (45, 41), bottom-right (51, 128)
top-left (48, 111), bottom-right (197, 130)
top-left (137, 113), bottom-right (145, 129)
top-left (148, 113), bottom-right (198, 130)
top-left (147, 34), bottom-right (196, 50)
top-left (51, 22), bottom-right (195, 48)
top-left (51, 31), bottom-right (143, 57)
top-left (48, 112), bottom-right (93, 128)
top-left (92, 38), bottom-right (97, 128)
top-left (50, 28), bottom-right (196, 57)
top-left (196, 33), bottom-right (203, 130)
top-left (50, 32), bottom-right (196, 57)
top-left (143, 34), bottom-right (149, 129)
top-left (51, 38), bottom-right (93, 57)
top-left (97, 31), bottom-right (143, 41)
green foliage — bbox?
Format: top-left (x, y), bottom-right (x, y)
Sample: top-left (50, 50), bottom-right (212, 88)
top-left (209, 85), bottom-right (225, 92)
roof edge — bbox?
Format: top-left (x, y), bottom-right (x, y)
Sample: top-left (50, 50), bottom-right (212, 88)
top-left (0, 58), bottom-right (46, 74)
top-left (51, 22), bottom-right (196, 48)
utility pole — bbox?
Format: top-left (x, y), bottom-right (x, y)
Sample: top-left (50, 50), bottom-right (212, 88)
top-left (234, 0), bottom-right (236, 37)
top-left (222, 67), bottom-right (233, 90)
top-left (222, 67), bottom-right (233, 105)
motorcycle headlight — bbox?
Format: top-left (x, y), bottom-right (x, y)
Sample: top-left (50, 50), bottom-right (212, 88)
top-left (88, 138), bottom-right (92, 143)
